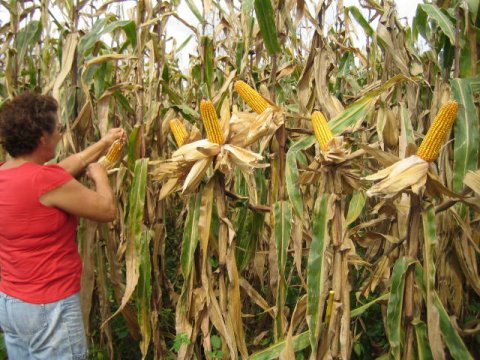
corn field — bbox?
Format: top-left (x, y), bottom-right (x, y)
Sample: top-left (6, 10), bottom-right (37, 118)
top-left (1, 0), bottom-right (479, 359)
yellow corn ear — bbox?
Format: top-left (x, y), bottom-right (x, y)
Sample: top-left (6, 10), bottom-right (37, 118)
top-left (105, 139), bottom-right (124, 163)
top-left (169, 119), bottom-right (188, 147)
top-left (312, 111), bottom-right (334, 151)
top-left (99, 139), bottom-right (125, 169)
top-left (234, 80), bottom-right (271, 114)
top-left (325, 290), bottom-right (335, 328)
top-left (200, 100), bottom-right (225, 144)
top-left (416, 100), bottom-right (459, 162)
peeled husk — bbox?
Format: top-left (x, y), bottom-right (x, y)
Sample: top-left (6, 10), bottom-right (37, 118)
top-left (364, 155), bottom-right (429, 198)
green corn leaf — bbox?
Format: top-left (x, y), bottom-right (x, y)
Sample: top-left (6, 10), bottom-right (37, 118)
top-left (242, 0), bottom-right (255, 13)
top-left (248, 331), bottom-right (310, 360)
top-left (413, 319), bottom-right (434, 360)
top-left (387, 257), bottom-right (417, 360)
top-left (78, 18), bottom-right (136, 57)
top-left (422, 205), bottom-right (443, 360)
top-left (250, 290), bottom-right (393, 360)
top-left (177, 34), bottom-right (193, 53)
top-left (419, 4), bottom-right (456, 45)
top-left (236, 40), bottom-right (245, 71)
top-left (433, 293), bottom-right (473, 359)
top-left (413, 5), bottom-right (430, 41)
top-left (345, 191), bottom-right (366, 226)
top-left (181, 192), bottom-right (202, 278)
top-left (104, 158), bottom-right (148, 324)
top-left (161, 80), bottom-right (183, 105)
top-left (78, 18), bottom-right (110, 56)
top-left (350, 293), bottom-right (390, 317)
top-left (337, 52), bottom-right (355, 79)
top-left (400, 102), bottom-right (415, 146)
top-left (236, 169), bottom-right (266, 271)
top-left (274, 200), bottom-right (292, 275)
top-left (127, 125), bottom-right (141, 169)
top-left (347, 6), bottom-right (374, 37)
top-left (102, 20), bottom-right (137, 47)
top-left (329, 75), bottom-right (415, 135)
top-left (14, 20), bottom-right (42, 63)
top-left (172, 104), bottom-right (200, 122)
top-left (202, 36), bottom-right (214, 93)
top-left (415, 266), bottom-right (473, 360)
top-left (307, 193), bottom-right (330, 354)
top-left (128, 159), bottom-right (148, 251)
top-left (254, 0), bottom-right (281, 55)
top-left (137, 229), bottom-right (152, 359)
top-left (451, 77), bottom-right (480, 202)
top-left (286, 135), bottom-right (316, 218)
top-left (185, 0), bottom-right (205, 25)
top-left (114, 91), bottom-right (135, 114)
top-left (465, 0), bottom-right (478, 22)
top-left (274, 200), bottom-right (292, 339)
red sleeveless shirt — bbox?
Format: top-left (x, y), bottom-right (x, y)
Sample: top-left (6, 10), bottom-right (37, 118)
top-left (0, 162), bottom-right (81, 304)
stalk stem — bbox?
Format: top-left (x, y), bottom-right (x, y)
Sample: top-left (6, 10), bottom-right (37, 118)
top-left (403, 194), bottom-right (421, 360)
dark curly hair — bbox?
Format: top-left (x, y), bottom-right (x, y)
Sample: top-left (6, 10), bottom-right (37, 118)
top-left (0, 92), bottom-right (58, 157)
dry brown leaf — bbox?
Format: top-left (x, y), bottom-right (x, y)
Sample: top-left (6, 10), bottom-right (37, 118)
top-left (464, 170), bottom-right (480, 195)
top-left (182, 158), bottom-right (212, 194)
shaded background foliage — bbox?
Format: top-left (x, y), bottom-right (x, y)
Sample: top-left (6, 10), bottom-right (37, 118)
top-left (0, 0), bottom-right (479, 359)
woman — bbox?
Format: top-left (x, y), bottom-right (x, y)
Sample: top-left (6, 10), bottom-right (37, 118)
top-left (0, 92), bottom-right (125, 359)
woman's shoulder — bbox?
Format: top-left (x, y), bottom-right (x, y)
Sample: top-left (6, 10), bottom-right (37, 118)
top-left (34, 164), bottom-right (74, 196)
top-left (36, 163), bottom-right (73, 181)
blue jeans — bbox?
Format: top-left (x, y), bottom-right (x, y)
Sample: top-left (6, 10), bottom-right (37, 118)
top-left (0, 292), bottom-right (88, 359)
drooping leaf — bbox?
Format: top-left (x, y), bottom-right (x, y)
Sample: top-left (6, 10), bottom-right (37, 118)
top-left (184, 0), bottom-right (205, 25)
top-left (422, 205), bottom-right (444, 359)
top-left (419, 4), bottom-right (456, 45)
top-left (387, 257), bottom-right (417, 360)
top-left (415, 266), bottom-right (473, 360)
top-left (329, 75), bottom-right (416, 135)
top-left (286, 135), bottom-right (316, 217)
top-left (412, 319), bottom-right (434, 360)
top-left (181, 192), bottom-right (202, 279)
top-left (137, 229), bottom-right (152, 359)
top-left (274, 200), bottom-right (293, 339)
top-left (347, 6), bottom-right (374, 37)
top-left (202, 36), bottom-right (214, 93)
top-left (345, 191), bottom-right (366, 226)
top-left (451, 77), bottom-right (480, 200)
top-left (254, 0), bottom-right (281, 55)
top-left (307, 193), bottom-right (331, 355)
top-left (104, 158), bottom-right (149, 325)
top-left (14, 20), bottom-right (42, 64)
top-left (248, 331), bottom-right (310, 360)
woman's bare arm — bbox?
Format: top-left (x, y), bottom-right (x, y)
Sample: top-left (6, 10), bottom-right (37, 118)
top-left (39, 163), bottom-right (115, 222)
top-left (58, 128), bottom-right (125, 177)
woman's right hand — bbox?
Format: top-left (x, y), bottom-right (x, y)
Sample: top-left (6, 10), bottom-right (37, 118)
top-left (86, 162), bottom-right (108, 183)
top-left (102, 128), bottom-right (126, 147)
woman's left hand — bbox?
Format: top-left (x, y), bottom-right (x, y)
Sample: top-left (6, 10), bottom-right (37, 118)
top-left (102, 128), bottom-right (126, 146)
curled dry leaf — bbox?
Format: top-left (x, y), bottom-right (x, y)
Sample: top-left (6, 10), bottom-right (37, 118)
top-left (229, 107), bottom-right (284, 152)
top-left (300, 136), bottom-right (362, 194)
top-left (364, 155), bottom-right (429, 198)
top-left (464, 170), bottom-right (480, 195)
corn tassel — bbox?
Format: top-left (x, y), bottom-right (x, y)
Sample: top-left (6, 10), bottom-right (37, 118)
top-left (234, 80), bottom-right (271, 114)
top-left (200, 100), bottom-right (225, 144)
top-left (312, 111), bottom-right (334, 151)
top-left (416, 100), bottom-right (459, 162)
top-left (169, 119), bottom-right (188, 147)
top-left (99, 139), bottom-right (125, 169)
